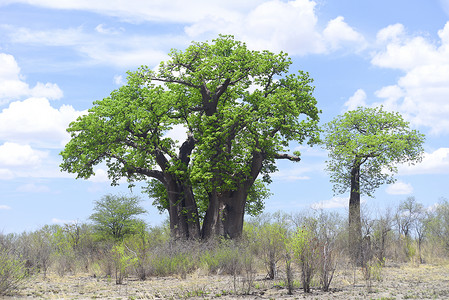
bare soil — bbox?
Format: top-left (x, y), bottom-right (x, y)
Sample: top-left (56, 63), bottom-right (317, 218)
top-left (4, 262), bottom-right (449, 299)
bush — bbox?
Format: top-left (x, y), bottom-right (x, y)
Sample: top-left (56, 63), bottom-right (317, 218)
top-left (150, 252), bottom-right (195, 278)
top-left (112, 242), bottom-right (137, 284)
top-left (200, 239), bottom-right (242, 276)
top-left (148, 240), bottom-right (200, 278)
top-left (0, 248), bottom-right (29, 296)
top-left (125, 223), bottom-right (151, 280)
top-left (15, 226), bottom-right (55, 278)
top-left (289, 226), bottom-right (320, 293)
top-left (426, 199), bottom-right (449, 254)
top-left (361, 257), bottom-right (385, 292)
top-left (249, 221), bottom-right (287, 279)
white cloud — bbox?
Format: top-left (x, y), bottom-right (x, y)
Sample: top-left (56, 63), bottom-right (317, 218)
top-left (398, 148), bottom-right (449, 175)
top-left (293, 145), bottom-right (327, 157)
top-left (0, 54), bottom-right (87, 180)
top-left (373, 85), bottom-right (405, 112)
top-left (0, 0), bottom-right (264, 24)
top-left (0, 142), bottom-right (70, 180)
top-left (88, 168), bottom-right (110, 183)
top-left (370, 22), bottom-right (449, 134)
top-left (0, 97), bottom-right (85, 148)
top-left (3, 1), bottom-right (365, 62)
top-left (323, 16), bottom-right (366, 52)
top-left (113, 75), bottom-right (124, 85)
top-left (185, 0), bottom-right (364, 56)
top-left (95, 24), bottom-right (124, 35)
top-left (385, 181), bottom-right (413, 195)
top-left (166, 124), bottom-right (188, 146)
top-left (0, 53), bottom-right (63, 104)
top-left (16, 183), bottom-right (51, 193)
top-left (311, 196), bottom-right (367, 209)
top-left (51, 218), bottom-right (75, 225)
top-left (372, 25), bottom-right (439, 71)
top-left (0, 205), bottom-right (11, 210)
top-left (343, 89), bottom-right (367, 111)
top-left (0, 168), bottom-right (14, 180)
top-left (311, 196), bottom-right (347, 209)
top-left (236, 0), bottom-right (326, 55)
top-left (8, 26), bottom-right (86, 46)
top-left (0, 52), bottom-right (21, 78)
top-left (0, 142), bottom-right (47, 167)
top-left (80, 43), bottom-right (169, 68)
top-left (30, 82), bottom-right (63, 100)
top-left (5, 26), bottom-right (171, 68)
top-left (375, 23), bottom-right (405, 44)
top-left (272, 167), bottom-right (311, 181)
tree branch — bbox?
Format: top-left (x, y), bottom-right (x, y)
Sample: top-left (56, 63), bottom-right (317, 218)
top-left (179, 132), bottom-right (197, 164)
top-left (109, 153), bottom-right (166, 183)
top-left (151, 77), bottom-right (201, 89)
top-left (133, 167), bottom-right (165, 182)
top-left (274, 153), bottom-right (301, 162)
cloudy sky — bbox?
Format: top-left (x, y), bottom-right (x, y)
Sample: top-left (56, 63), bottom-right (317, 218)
top-left (1, 0), bottom-right (448, 233)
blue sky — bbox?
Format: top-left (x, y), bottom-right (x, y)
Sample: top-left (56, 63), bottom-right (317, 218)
top-left (1, 0), bottom-right (448, 233)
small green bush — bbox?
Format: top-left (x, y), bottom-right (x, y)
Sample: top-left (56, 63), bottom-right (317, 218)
top-left (289, 227), bottom-right (320, 293)
top-left (112, 242), bottom-right (137, 284)
top-left (0, 248), bottom-right (29, 296)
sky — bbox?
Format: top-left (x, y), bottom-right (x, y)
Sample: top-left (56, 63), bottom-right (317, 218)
top-left (1, 0), bottom-right (449, 233)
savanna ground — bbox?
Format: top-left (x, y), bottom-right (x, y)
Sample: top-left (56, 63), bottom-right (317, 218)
top-left (4, 261), bottom-right (449, 299)
top-left (4, 199), bottom-right (449, 299)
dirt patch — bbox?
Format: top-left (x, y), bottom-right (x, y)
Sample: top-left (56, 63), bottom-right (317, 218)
top-left (4, 262), bottom-right (449, 299)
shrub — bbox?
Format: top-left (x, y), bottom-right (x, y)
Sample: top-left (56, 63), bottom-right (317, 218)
top-left (289, 226), bottom-right (320, 293)
top-left (150, 251), bottom-right (197, 278)
top-left (148, 240), bottom-right (200, 278)
top-left (0, 248), bottom-right (29, 296)
top-left (200, 239), bottom-right (242, 276)
top-left (24, 226), bottom-right (55, 277)
top-left (257, 222), bottom-right (287, 279)
top-left (112, 242), bottom-right (137, 284)
top-left (125, 223), bottom-right (151, 280)
top-left (361, 257), bottom-right (385, 292)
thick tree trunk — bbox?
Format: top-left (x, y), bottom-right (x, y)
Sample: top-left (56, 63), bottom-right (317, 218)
top-left (181, 183), bottom-right (201, 239)
top-left (165, 179), bottom-right (187, 239)
top-left (165, 175), bottom-right (200, 240)
top-left (221, 188), bottom-right (247, 239)
top-left (201, 145), bottom-right (264, 239)
top-left (349, 165), bottom-right (363, 266)
top-left (218, 151), bottom-right (263, 239)
top-left (201, 187), bottom-right (249, 239)
top-left (157, 132), bottom-right (200, 240)
top-left (201, 190), bottom-right (224, 239)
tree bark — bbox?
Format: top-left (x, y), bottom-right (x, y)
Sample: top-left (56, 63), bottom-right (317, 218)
top-left (204, 151), bottom-right (263, 239)
top-left (201, 178), bottom-right (257, 239)
top-left (349, 164), bottom-right (363, 266)
top-left (201, 190), bottom-right (223, 239)
top-left (221, 188), bottom-right (248, 239)
top-left (164, 175), bottom-right (200, 240)
top-left (181, 183), bottom-right (201, 239)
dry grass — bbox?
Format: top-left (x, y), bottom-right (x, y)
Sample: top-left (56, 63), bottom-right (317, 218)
top-left (3, 261), bottom-right (449, 299)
